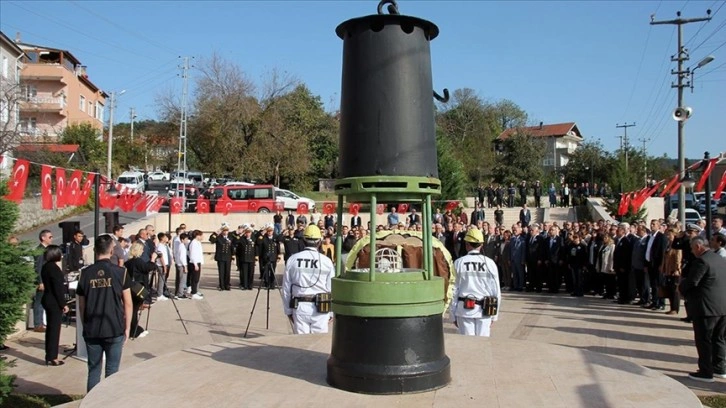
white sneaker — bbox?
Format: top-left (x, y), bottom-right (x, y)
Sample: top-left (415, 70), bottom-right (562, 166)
top-left (714, 372), bottom-right (726, 379)
top-left (157, 295), bottom-right (168, 301)
top-left (138, 330), bottom-right (149, 338)
top-left (192, 293), bottom-right (204, 300)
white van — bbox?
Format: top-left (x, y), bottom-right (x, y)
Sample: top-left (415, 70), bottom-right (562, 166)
top-left (117, 171), bottom-right (145, 193)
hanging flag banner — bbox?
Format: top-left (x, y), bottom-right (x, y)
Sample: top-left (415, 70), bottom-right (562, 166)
top-left (66, 170), bottom-right (83, 206)
top-left (695, 158), bottom-right (717, 192)
top-left (348, 202), bottom-right (360, 216)
top-left (397, 203), bottom-right (409, 213)
top-left (4, 159), bottom-right (30, 203)
top-left (77, 173), bottom-right (95, 207)
top-left (170, 197), bottom-right (184, 214)
top-left (297, 202), bottom-right (309, 214)
top-left (322, 202), bottom-right (336, 215)
top-left (40, 165), bottom-right (54, 210)
top-left (196, 197), bottom-right (210, 213)
top-left (445, 201), bottom-right (459, 212)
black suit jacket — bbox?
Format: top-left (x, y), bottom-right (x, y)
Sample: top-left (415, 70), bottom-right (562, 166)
top-left (525, 234), bottom-right (543, 264)
top-left (613, 234), bottom-right (634, 273)
top-left (544, 236), bottom-right (562, 264)
top-left (519, 209), bottom-right (531, 226)
top-left (646, 231), bottom-right (667, 271)
top-left (679, 250), bottom-right (726, 317)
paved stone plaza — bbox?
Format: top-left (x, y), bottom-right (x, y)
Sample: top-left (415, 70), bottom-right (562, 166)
top-left (4, 264), bottom-right (724, 406)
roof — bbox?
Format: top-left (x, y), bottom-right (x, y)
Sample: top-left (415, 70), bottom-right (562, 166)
top-left (16, 41), bottom-right (83, 66)
top-left (497, 122), bottom-right (582, 140)
top-left (0, 30), bottom-right (25, 57)
top-left (15, 143), bottom-right (80, 153)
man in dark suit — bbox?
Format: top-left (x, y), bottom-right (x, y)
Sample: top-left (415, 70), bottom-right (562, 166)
top-left (445, 223), bottom-right (466, 261)
top-left (678, 237), bottom-right (726, 382)
top-left (614, 222), bottom-right (635, 304)
top-left (519, 204), bottom-right (531, 228)
top-left (525, 224), bottom-right (544, 292)
top-left (470, 203), bottom-right (485, 225)
top-left (644, 219), bottom-right (668, 310)
top-left (351, 215), bottom-right (362, 229)
top-left (533, 181), bottom-right (542, 208)
top-left (543, 226), bottom-right (563, 293)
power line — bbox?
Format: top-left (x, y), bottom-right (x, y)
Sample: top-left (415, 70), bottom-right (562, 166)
top-left (690, 17), bottom-right (726, 52)
top-left (622, 24), bottom-right (653, 119)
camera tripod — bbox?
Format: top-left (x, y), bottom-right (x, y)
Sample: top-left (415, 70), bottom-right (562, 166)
top-left (244, 262), bottom-right (285, 338)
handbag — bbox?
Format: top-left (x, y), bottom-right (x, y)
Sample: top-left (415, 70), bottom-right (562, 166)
top-left (130, 281), bottom-right (148, 302)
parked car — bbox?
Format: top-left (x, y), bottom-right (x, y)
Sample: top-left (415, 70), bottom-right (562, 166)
top-left (698, 197), bottom-right (719, 215)
top-left (116, 171), bottom-right (145, 193)
top-left (274, 188), bottom-right (315, 211)
top-left (147, 170), bottom-right (170, 181)
top-left (172, 171), bottom-right (205, 188)
top-left (668, 208), bottom-right (703, 224)
top-left (205, 184), bottom-right (277, 213)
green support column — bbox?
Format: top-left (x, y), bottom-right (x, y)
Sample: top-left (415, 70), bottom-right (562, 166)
top-left (425, 194), bottom-right (434, 280)
top-left (369, 194), bottom-right (377, 281)
top-left (335, 195), bottom-right (344, 277)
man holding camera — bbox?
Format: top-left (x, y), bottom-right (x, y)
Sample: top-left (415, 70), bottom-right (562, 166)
top-left (257, 225), bottom-right (280, 289)
top-left (450, 228), bottom-right (501, 337)
top-left (282, 225), bottom-right (334, 334)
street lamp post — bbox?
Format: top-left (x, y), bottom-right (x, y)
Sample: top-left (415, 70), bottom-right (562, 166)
top-left (93, 171), bottom-right (118, 244)
top-left (106, 90), bottom-right (126, 181)
top-left (681, 151), bottom-right (713, 240)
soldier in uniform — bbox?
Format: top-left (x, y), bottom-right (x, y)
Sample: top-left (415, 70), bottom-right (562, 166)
top-left (209, 224), bottom-right (233, 291)
top-left (450, 229), bottom-right (501, 337)
top-left (282, 225), bottom-right (334, 334)
top-left (507, 183), bottom-right (516, 208)
top-left (235, 225), bottom-right (256, 290)
top-left (533, 180), bottom-right (542, 208)
top-left (282, 226), bottom-right (304, 264)
top-left (66, 230), bottom-right (87, 273)
top-left (257, 224), bottom-right (280, 289)
top-left (518, 181), bottom-right (528, 207)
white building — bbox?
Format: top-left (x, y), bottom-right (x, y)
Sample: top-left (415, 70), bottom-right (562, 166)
top-left (496, 122), bottom-right (584, 172)
top-left (0, 30), bottom-right (26, 174)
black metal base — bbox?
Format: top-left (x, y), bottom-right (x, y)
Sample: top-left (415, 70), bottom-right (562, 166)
top-left (327, 314), bottom-right (451, 394)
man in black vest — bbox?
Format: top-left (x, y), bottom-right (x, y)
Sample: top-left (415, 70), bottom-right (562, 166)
top-left (76, 235), bottom-right (132, 391)
top-left (679, 237), bottom-right (726, 382)
top-left (66, 230), bottom-right (86, 273)
top-left (210, 224), bottom-right (233, 291)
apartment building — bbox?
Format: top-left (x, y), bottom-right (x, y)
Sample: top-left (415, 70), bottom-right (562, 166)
top-left (496, 122), bottom-right (584, 172)
top-left (16, 37), bottom-right (107, 140)
top-left (1, 31), bottom-right (25, 141)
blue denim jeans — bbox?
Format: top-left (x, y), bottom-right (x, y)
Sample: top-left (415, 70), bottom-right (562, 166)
top-left (85, 334), bottom-right (125, 392)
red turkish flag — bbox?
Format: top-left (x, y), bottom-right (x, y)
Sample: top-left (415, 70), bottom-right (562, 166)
top-left (322, 201), bottom-right (336, 215)
top-left (348, 202), bottom-right (360, 215)
top-left (170, 197), bottom-right (184, 214)
top-left (55, 168), bottom-right (67, 208)
top-left (274, 201), bottom-right (285, 212)
top-left (617, 193), bottom-right (629, 216)
top-left (376, 204), bottom-right (385, 215)
top-left (117, 192), bottom-right (140, 212)
top-left (77, 173), bottom-right (95, 207)
top-left (696, 158), bottom-right (717, 192)
top-left (66, 170), bottom-right (83, 206)
top-left (397, 203), bottom-right (409, 213)
top-left (196, 197), bottom-right (210, 213)
top-left (714, 170), bottom-right (726, 198)
top-left (98, 185), bottom-right (117, 209)
top-left (445, 201), bottom-right (459, 211)
top-left (40, 165), bottom-right (54, 210)
top-left (149, 197), bottom-right (165, 212)
top-left (215, 195), bottom-right (233, 215)
top-left (4, 159), bottom-right (30, 203)
top-left (297, 202), bottom-right (309, 214)
top-left (660, 175), bottom-right (679, 197)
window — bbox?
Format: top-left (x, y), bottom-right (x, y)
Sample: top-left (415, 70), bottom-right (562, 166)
top-left (79, 95), bottom-right (86, 112)
top-left (23, 85), bottom-right (37, 99)
top-left (1, 56), bottom-right (7, 78)
top-left (96, 102), bottom-right (104, 121)
top-left (542, 157), bottom-right (555, 166)
top-left (253, 188), bottom-right (272, 199)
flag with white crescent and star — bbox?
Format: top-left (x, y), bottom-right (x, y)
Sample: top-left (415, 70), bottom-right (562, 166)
top-left (4, 159), bottom-right (30, 203)
top-left (40, 165), bottom-right (54, 210)
top-left (77, 173), bottom-right (95, 207)
top-left (170, 197), bottom-right (184, 214)
top-left (66, 170), bottom-right (83, 206)
top-left (196, 197), bottom-right (210, 214)
top-left (322, 201), bottom-right (336, 215)
top-left (55, 168), bottom-right (67, 208)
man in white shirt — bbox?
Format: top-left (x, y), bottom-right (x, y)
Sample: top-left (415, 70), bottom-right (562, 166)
top-left (450, 229), bottom-right (501, 337)
top-left (188, 230), bottom-right (205, 300)
top-left (173, 232), bottom-right (190, 299)
top-left (282, 225), bottom-right (334, 334)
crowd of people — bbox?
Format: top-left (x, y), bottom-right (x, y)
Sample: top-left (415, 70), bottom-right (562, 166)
top-left (475, 180), bottom-right (613, 209)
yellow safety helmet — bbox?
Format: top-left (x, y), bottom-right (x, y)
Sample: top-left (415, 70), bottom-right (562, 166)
top-left (303, 225), bottom-right (322, 240)
top-left (464, 228), bottom-right (484, 244)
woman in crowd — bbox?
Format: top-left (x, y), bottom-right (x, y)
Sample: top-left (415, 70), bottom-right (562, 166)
top-left (41, 245), bottom-right (68, 366)
top-left (596, 234), bottom-right (616, 299)
top-left (662, 228), bottom-right (682, 315)
top-left (498, 230), bottom-right (512, 289)
top-left (125, 242), bottom-right (158, 338)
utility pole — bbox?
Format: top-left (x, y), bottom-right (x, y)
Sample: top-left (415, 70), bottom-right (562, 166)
top-left (130, 107), bottom-right (136, 141)
top-left (106, 90), bottom-right (125, 180)
top-left (616, 122), bottom-right (635, 172)
top-left (651, 9), bottom-right (712, 225)
top-left (176, 56), bottom-right (191, 202)
top-left (639, 137), bottom-right (650, 186)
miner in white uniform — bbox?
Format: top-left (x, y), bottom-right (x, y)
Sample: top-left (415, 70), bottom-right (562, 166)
top-left (282, 225), bottom-right (334, 334)
top-left (450, 228), bottom-right (501, 337)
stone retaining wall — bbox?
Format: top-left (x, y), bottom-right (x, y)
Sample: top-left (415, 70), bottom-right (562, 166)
top-left (13, 197), bottom-right (80, 233)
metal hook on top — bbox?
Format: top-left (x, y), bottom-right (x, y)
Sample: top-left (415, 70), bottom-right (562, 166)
top-left (433, 88), bottom-right (450, 103)
top-left (377, 0), bottom-right (400, 15)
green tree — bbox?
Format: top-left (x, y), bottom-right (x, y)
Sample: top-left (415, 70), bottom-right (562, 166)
top-left (436, 129), bottom-right (466, 201)
top-left (61, 123), bottom-right (105, 171)
top-left (492, 133), bottom-right (545, 186)
top-left (561, 140), bottom-right (613, 186)
top-left (0, 185), bottom-right (37, 403)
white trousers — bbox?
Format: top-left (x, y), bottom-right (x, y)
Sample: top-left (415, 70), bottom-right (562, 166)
top-left (457, 317), bottom-right (492, 337)
top-left (292, 312), bottom-right (330, 334)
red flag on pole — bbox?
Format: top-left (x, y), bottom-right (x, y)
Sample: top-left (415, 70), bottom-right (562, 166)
top-left (376, 204), bottom-right (385, 215)
top-left (397, 203), bottom-right (409, 213)
top-left (196, 197), bottom-right (210, 213)
top-left (348, 202), bottom-right (360, 216)
top-left (134, 195), bottom-right (152, 212)
top-left (617, 193), bottom-right (628, 216)
top-left (714, 170), bottom-right (726, 198)
top-left (40, 165), bottom-right (54, 210)
top-left (98, 185), bottom-right (117, 209)
top-left (297, 202), bottom-right (309, 214)
top-left (77, 173), bottom-right (95, 207)
top-left (4, 159), bottom-right (30, 203)
top-left (660, 175), bottom-right (679, 197)
top-left (322, 202), bottom-right (336, 215)
top-left (149, 197), bottom-right (164, 212)
top-left (170, 197), bottom-right (184, 214)
top-left (55, 168), bottom-right (67, 208)
top-left (695, 158), bottom-right (717, 192)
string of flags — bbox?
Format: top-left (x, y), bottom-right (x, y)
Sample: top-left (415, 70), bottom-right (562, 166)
top-left (617, 154), bottom-right (726, 216)
top-left (3, 156), bottom-right (466, 215)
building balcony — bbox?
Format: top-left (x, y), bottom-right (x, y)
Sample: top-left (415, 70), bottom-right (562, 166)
top-left (20, 64), bottom-right (67, 83)
top-left (19, 96), bottom-right (67, 116)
